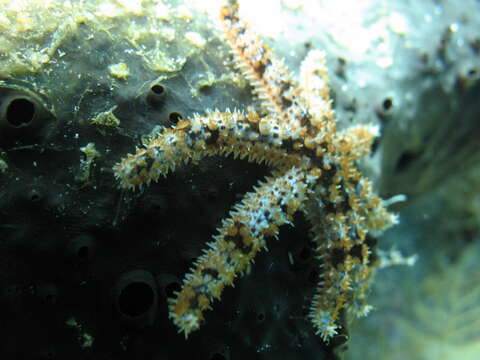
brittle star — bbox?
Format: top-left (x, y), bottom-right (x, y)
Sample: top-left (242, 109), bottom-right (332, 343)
top-left (113, 1), bottom-right (397, 340)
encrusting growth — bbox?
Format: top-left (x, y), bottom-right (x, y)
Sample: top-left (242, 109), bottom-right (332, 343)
top-left (113, 1), bottom-right (397, 341)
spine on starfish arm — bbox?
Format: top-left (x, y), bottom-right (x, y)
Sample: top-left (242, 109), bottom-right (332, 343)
top-left (168, 166), bottom-right (320, 338)
top-left (112, 109), bottom-right (306, 189)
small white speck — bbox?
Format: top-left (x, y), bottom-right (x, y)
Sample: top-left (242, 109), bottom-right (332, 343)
top-left (450, 23), bottom-right (459, 33)
top-left (377, 56), bottom-right (393, 69)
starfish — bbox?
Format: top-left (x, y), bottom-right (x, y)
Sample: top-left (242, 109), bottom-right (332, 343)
top-left (113, 1), bottom-right (397, 340)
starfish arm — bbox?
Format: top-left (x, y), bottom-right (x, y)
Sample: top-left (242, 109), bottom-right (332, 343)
top-left (113, 109), bottom-right (306, 189)
top-left (334, 124), bottom-right (380, 161)
top-left (299, 50), bottom-right (336, 134)
top-left (168, 166), bottom-right (320, 337)
top-left (307, 250), bottom-right (374, 341)
top-left (219, 2), bottom-right (310, 140)
top-left (302, 195), bottom-right (373, 340)
top-left (354, 177), bottom-right (399, 231)
top-left (301, 161), bottom-right (396, 340)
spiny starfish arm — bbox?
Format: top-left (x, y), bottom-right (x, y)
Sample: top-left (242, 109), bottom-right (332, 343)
top-left (299, 52), bottom-right (380, 163)
top-left (334, 124), bottom-right (380, 161)
top-left (168, 166), bottom-right (320, 338)
top-left (354, 177), bottom-right (400, 231)
top-left (309, 234), bottom-right (374, 340)
top-left (299, 150), bottom-right (395, 340)
top-left (302, 192), bottom-right (372, 340)
top-left (113, 109), bottom-right (307, 189)
top-left (308, 248), bottom-right (374, 341)
top-left (219, 2), bottom-right (311, 139)
top-left (299, 50), bottom-right (336, 135)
